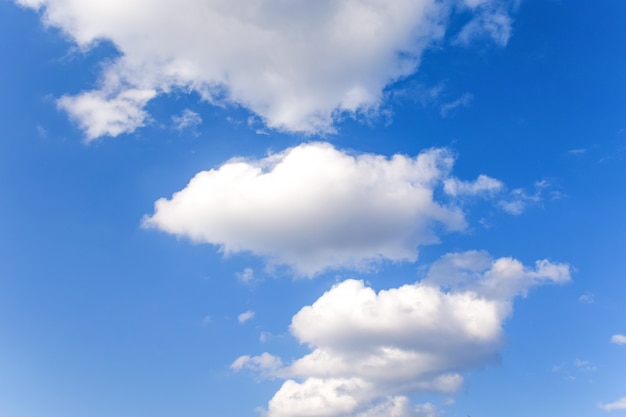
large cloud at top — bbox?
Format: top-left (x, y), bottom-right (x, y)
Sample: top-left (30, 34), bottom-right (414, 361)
top-left (141, 142), bottom-right (509, 276)
top-left (233, 251), bottom-right (571, 417)
top-left (17, 0), bottom-right (514, 139)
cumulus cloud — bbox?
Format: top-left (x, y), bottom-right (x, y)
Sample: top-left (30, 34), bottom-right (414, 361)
top-left (237, 251), bottom-right (571, 417)
top-left (599, 397), bottom-right (626, 412)
top-left (611, 334), bottom-right (626, 345)
top-left (17, 0), bottom-right (515, 138)
top-left (142, 142), bottom-right (480, 276)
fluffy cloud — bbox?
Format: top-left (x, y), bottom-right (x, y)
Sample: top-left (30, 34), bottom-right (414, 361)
top-left (142, 142), bottom-right (483, 276)
top-left (611, 334), bottom-right (626, 345)
top-left (17, 0), bottom-right (514, 138)
top-left (236, 251), bottom-right (571, 417)
top-left (599, 397), bottom-right (626, 412)
top-left (57, 89), bottom-right (156, 141)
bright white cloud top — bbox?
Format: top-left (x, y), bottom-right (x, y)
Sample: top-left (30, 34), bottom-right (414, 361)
top-left (142, 142), bottom-right (504, 276)
top-left (16, 0), bottom-right (513, 139)
top-left (233, 250), bottom-right (571, 417)
top-left (611, 334), bottom-right (626, 345)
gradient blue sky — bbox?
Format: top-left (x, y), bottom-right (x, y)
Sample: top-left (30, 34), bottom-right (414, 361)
top-left (1, 1), bottom-right (626, 416)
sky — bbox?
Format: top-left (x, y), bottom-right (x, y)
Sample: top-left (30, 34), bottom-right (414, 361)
top-left (1, 0), bottom-right (625, 416)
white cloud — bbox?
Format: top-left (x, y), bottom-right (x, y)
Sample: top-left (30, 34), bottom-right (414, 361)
top-left (444, 174), bottom-right (503, 197)
top-left (599, 397), bottom-right (626, 412)
top-left (18, 0), bottom-right (514, 138)
top-left (611, 334), bottom-right (626, 345)
top-left (172, 108), bottom-right (202, 134)
top-left (57, 89), bottom-right (156, 142)
top-left (142, 142), bottom-right (478, 276)
top-left (238, 310), bottom-right (255, 324)
top-left (231, 352), bottom-right (283, 375)
top-left (239, 251), bottom-right (570, 417)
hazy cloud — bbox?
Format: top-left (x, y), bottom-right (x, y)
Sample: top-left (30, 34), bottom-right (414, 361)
top-left (443, 174), bottom-right (503, 197)
top-left (238, 310), bottom-right (255, 324)
top-left (172, 108), bottom-right (202, 134)
top-left (599, 397), bottom-right (626, 412)
top-left (611, 334), bottom-right (626, 345)
top-left (439, 92), bottom-right (473, 117)
top-left (236, 267), bottom-right (256, 284)
top-left (579, 292), bottom-right (595, 304)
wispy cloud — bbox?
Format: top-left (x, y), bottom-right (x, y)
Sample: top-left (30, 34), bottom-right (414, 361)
top-left (444, 174), bottom-right (503, 197)
top-left (579, 292), bottom-right (595, 304)
top-left (172, 109), bottom-right (202, 135)
top-left (573, 359), bottom-right (597, 372)
top-left (498, 180), bottom-right (555, 215)
top-left (455, 7), bottom-right (513, 47)
top-left (236, 267), bottom-right (256, 284)
top-left (598, 397), bottom-right (626, 412)
top-left (611, 334), bottom-right (626, 345)
top-left (440, 93), bottom-right (473, 117)
top-left (238, 310), bottom-right (255, 324)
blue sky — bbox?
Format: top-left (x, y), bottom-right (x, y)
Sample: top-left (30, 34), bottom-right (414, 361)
top-left (1, 1), bottom-right (626, 416)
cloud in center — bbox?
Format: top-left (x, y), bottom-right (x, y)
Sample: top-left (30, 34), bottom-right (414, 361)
top-left (141, 142), bottom-right (501, 276)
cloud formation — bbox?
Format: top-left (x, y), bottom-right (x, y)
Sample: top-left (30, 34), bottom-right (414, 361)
top-left (599, 397), bottom-right (626, 412)
top-left (611, 334), bottom-right (626, 345)
top-left (233, 250), bottom-right (570, 417)
top-left (443, 174), bottom-right (503, 197)
top-left (18, 0), bottom-right (514, 138)
top-left (142, 142), bottom-right (487, 276)
top-left (172, 108), bottom-right (202, 135)
top-left (238, 310), bottom-right (255, 324)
